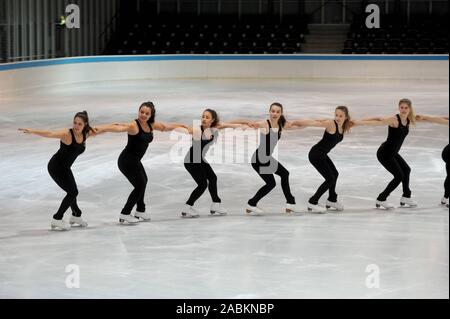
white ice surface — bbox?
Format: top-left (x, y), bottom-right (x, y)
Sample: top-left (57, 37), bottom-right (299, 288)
top-left (0, 78), bottom-right (448, 298)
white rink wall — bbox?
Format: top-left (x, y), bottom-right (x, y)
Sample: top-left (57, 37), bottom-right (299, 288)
top-left (0, 55), bottom-right (448, 92)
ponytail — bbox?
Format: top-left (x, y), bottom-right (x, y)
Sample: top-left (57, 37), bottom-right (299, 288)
top-left (204, 108), bottom-right (220, 127)
top-left (278, 114), bottom-right (286, 129)
top-left (139, 102), bottom-right (156, 124)
top-left (270, 102), bottom-right (286, 129)
top-left (74, 111), bottom-right (94, 136)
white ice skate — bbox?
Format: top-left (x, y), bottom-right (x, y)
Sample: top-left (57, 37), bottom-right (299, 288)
top-left (285, 203), bottom-right (302, 214)
top-left (210, 202), bottom-right (227, 216)
top-left (375, 200), bottom-right (395, 210)
top-left (51, 218), bottom-right (71, 231)
top-left (440, 197), bottom-right (449, 208)
top-left (326, 200), bottom-right (344, 211)
top-left (119, 214), bottom-right (140, 224)
top-left (307, 203), bottom-right (327, 214)
top-left (181, 205), bottom-right (200, 218)
top-left (246, 205), bottom-right (264, 216)
top-left (135, 211), bottom-right (151, 222)
top-left (400, 196), bottom-right (418, 208)
top-left (69, 216), bottom-right (88, 227)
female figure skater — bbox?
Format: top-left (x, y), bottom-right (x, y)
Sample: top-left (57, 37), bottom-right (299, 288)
top-left (290, 106), bottom-right (383, 213)
top-left (97, 102), bottom-right (188, 224)
top-left (19, 111), bottom-right (96, 230)
top-left (367, 98), bottom-right (418, 209)
top-left (180, 109), bottom-right (249, 218)
top-left (415, 114), bottom-right (449, 207)
top-left (231, 102), bottom-right (306, 215)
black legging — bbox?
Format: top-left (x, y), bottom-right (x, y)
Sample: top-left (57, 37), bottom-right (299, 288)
top-left (248, 155), bottom-right (295, 206)
top-left (443, 144), bottom-right (449, 199)
top-left (47, 163), bottom-right (82, 220)
top-left (118, 154), bottom-right (148, 215)
top-left (308, 150), bottom-right (339, 205)
top-left (185, 162), bottom-right (221, 206)
top-left (376, 147), bottom-right (411, 201)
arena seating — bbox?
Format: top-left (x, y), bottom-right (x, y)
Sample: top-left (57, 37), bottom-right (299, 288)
top-left (104, 14), bottom-right (309, 55)
top-left (342, 13), bottom-right (448, 54)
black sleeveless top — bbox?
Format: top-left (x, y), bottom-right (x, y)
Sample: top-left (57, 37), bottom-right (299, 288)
top-left (443, 144), bottom-right (449, 164)
top-left (51, 129), bottom-right (86, 168)
top-left (382, 114), bottom-right (409, 153)
top-left (123, 120), bottom-right (154, 159)
top-left (311, 120), bottom-right (344, 154)
top-left (256, 120), bottom-right (282, 157)
top-left (186, 126), bottom-right (217, 163)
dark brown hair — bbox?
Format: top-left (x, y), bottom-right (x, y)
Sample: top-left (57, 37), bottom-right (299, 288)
top-left (270, 102), bottom-right (286, 129)
top-left (204, 108), bottom-right (219, 127)
top-left (139, 101), bottom-right (156, 124)
top-left (74, 111), bottom-right (94, 136)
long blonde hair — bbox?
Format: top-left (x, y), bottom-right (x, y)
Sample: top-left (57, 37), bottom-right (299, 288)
top-left (399, 98), bottom-right (416, 125)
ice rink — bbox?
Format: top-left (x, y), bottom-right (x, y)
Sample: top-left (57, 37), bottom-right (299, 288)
top-left (0, 76), bottom-right (448, 298)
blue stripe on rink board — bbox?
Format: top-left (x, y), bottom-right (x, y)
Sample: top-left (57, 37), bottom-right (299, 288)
top-left (0, 54), bottom-right (448, 71)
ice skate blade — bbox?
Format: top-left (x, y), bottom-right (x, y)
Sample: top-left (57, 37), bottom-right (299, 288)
top-left (50, 224), bottom-right (70, 231)
top-left (119, 218), bottom-right (139, 225)
top-left (400, 203), bottom-right (417, 208)
top-left (246, 210), bottom-right (262, 216)
top-left (307, 207), bottom-right (326, 214)
top-left (210, 210), bottom-right (227, 216)
top-left (375, 204), bottom-right (394, 210)
top-left (285, 208), bottom-right (302, 214)
top-left (326, 205), bottom-right (344, 212)
top-left (181, 213), bottom-right (199, 218)
top-left (69, 221), bottom-right (88, 227)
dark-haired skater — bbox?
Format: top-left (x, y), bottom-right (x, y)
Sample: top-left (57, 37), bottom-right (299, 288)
top-left (179, 109), bottom-right (249, 218)
top-left (19, 111), bottom-right (97, 230)
top-left (231, 102), bottom-right (305, 215)
top-left (97, 102), bottom-right (188, 224)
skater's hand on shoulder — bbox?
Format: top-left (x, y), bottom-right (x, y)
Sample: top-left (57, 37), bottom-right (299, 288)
top-left (415, 114), bottom-right (425, 121)
top-left (18, 128), bottom-right (31, 134)
top-left (88, 127), bottom-right (100, 136)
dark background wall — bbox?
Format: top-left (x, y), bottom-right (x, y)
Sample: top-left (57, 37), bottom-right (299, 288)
top-left (125, 0), bottom-right (449, 22)
top-left (0, 0), bottom-right (119, 62)
top-left (0, 0), bottom-right (448, 62)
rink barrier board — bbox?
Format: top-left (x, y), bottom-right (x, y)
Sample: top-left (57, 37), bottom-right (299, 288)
top-left (0, 55), bottom-right (448, 92)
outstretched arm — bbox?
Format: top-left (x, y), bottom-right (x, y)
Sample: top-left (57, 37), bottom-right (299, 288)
top-left (216, 121), bottom-right (250, 129)
top-left (288, 119), bottom-right (330, 129)
top-left (227, 119), bottom-right (264, 128)
top-left (351, 119), bottom-right (388, 126)
top-left (228, 119), bottom-right (253, 125)
top-left (94, 123), bottom-right (134, 134)
top-left (173, 125), bottom-right (194, 135)
top-left (153, 121), bottom-right (189, 132)
top-left (356, 116), bottom-right (397, 126)
top-left (18, 128), bottom-right (69, 139)
top-left (416, 114), bottom-right (449, 125)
